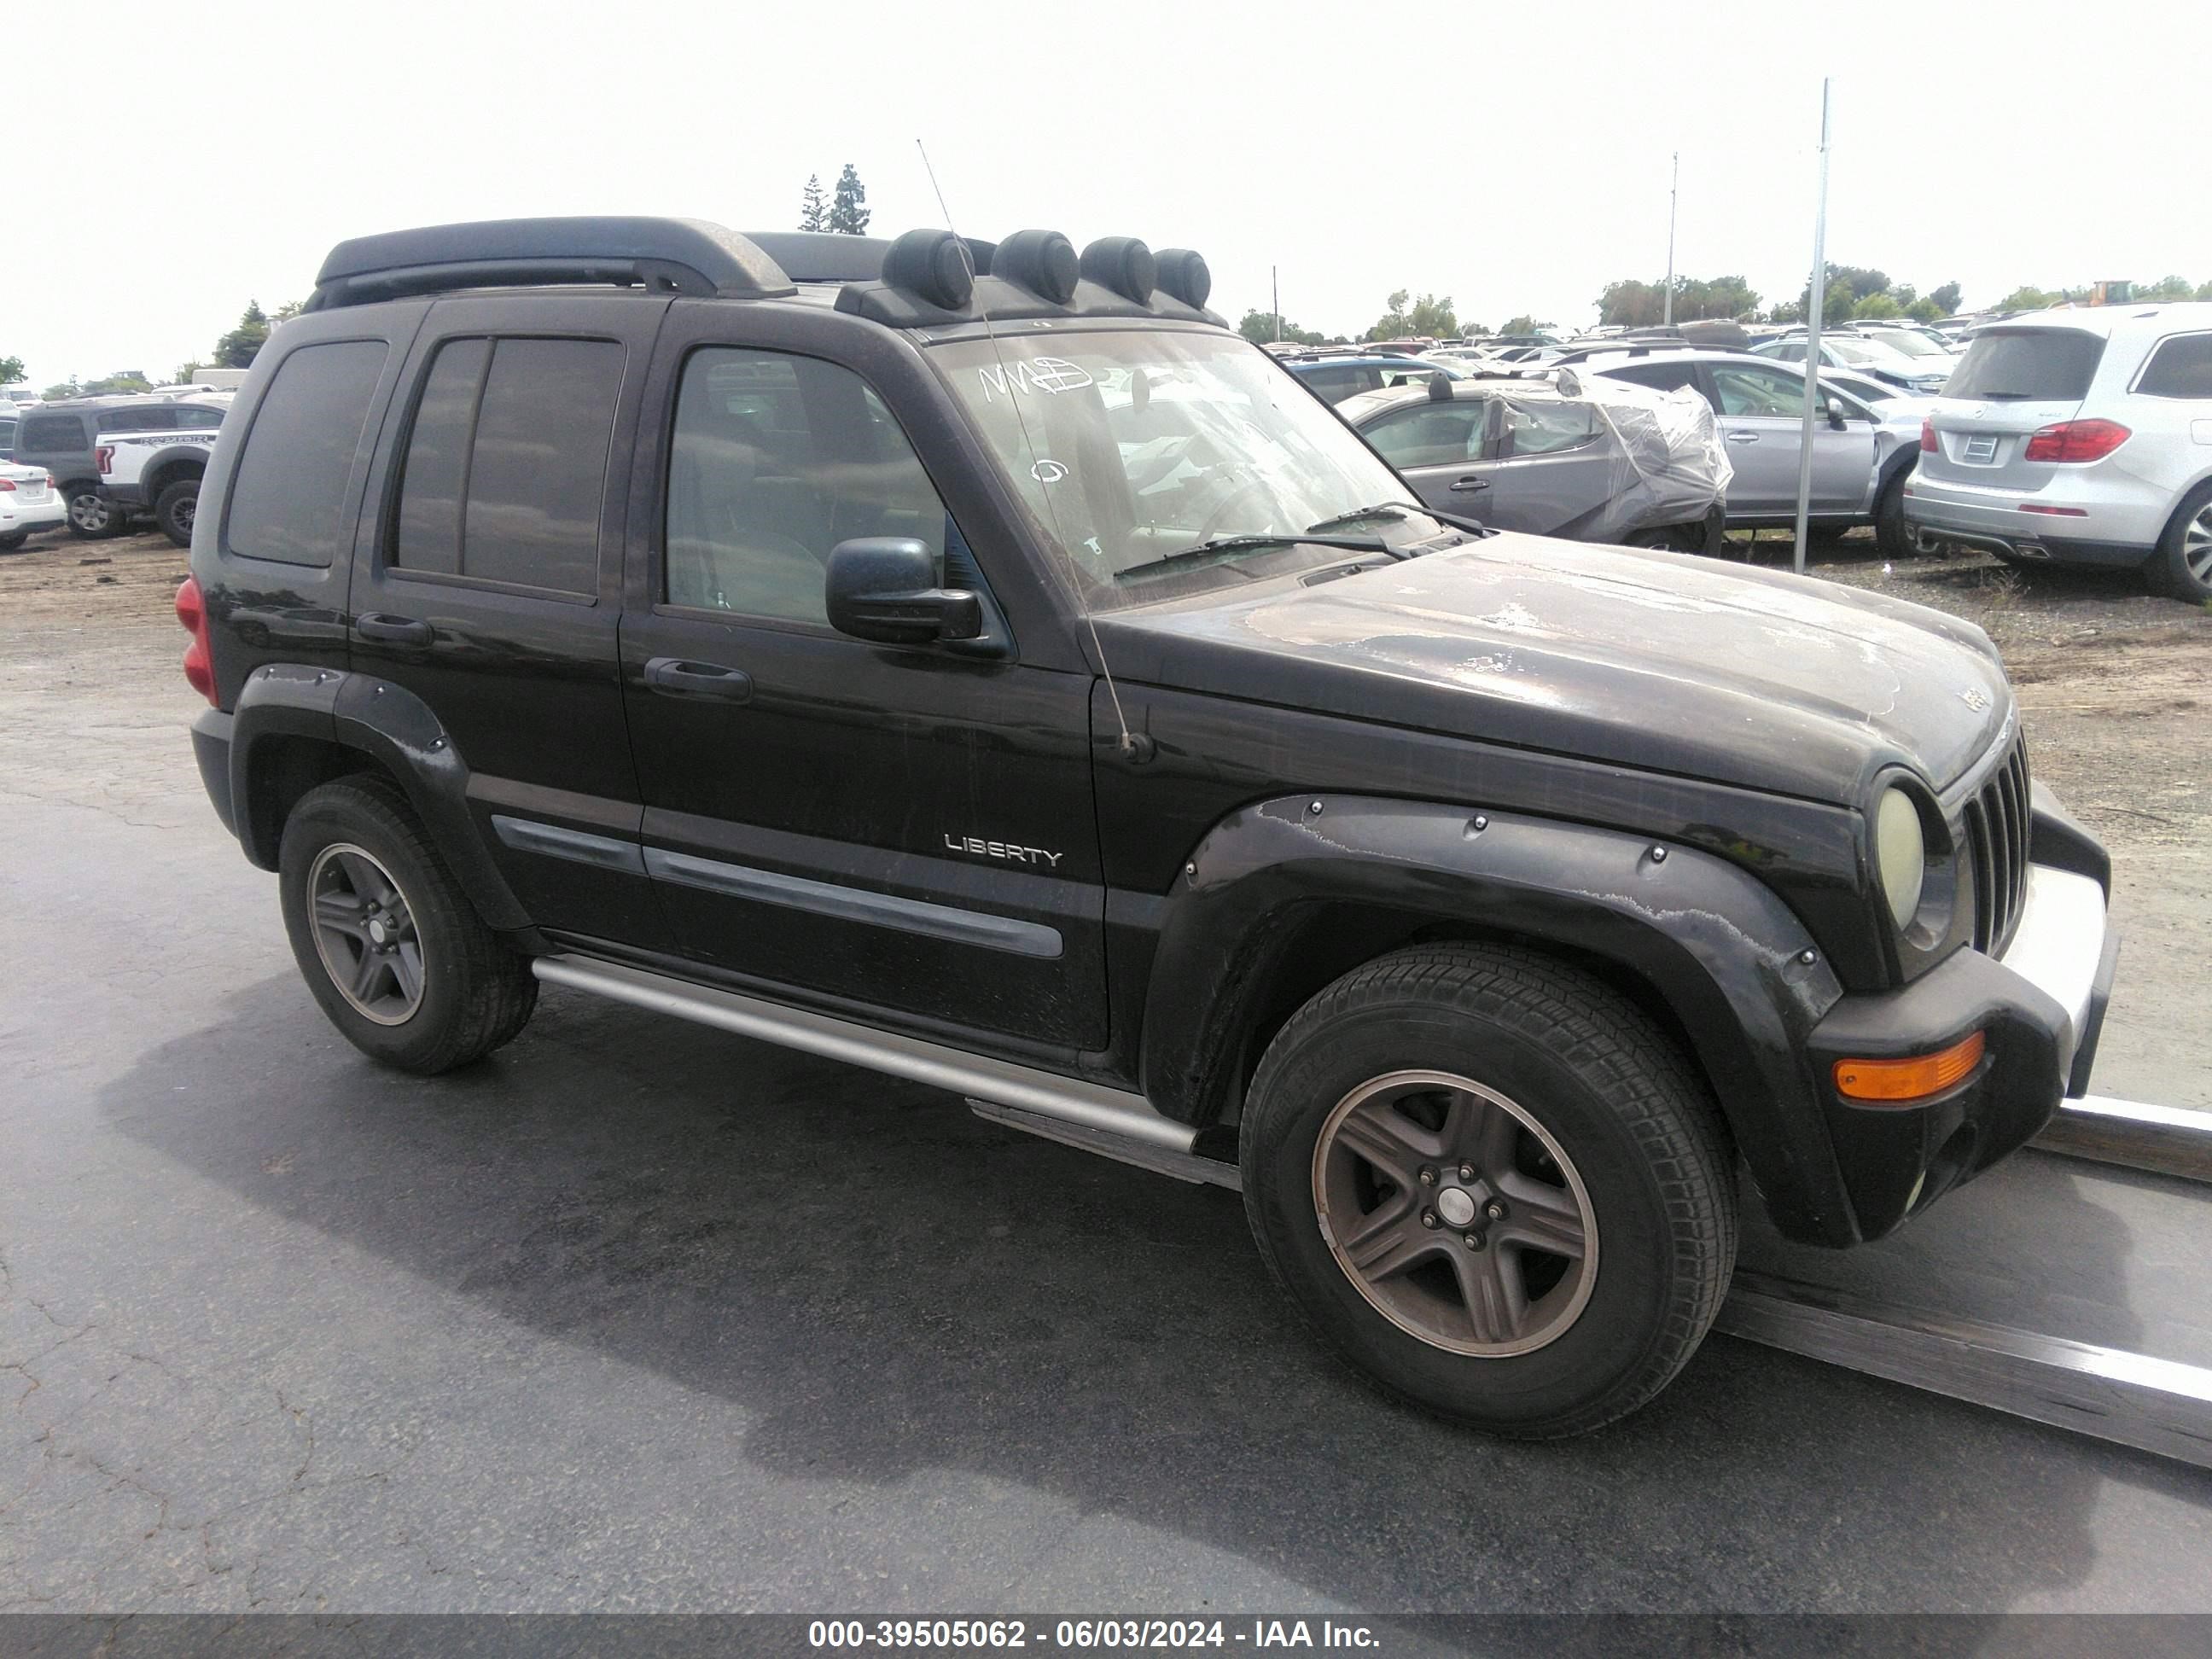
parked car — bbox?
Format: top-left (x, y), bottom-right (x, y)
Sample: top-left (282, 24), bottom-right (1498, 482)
top-left (96, 399), bottom-right (231, 546)
top-left (178, 214), bottom-right (2112, 1440)
top-left (1286, 353), bottom-right (1469, 405)
top-left (1336, 374), bottom-right (1728, 551)
top-left (1816, 367), bottom-right (1934, 420)
top-left (9, 394), bottom-right (229, 538)
top-left (0, 460), bottom-right (65, 550)
top-left (1588, 350), bottom-right (1923, 554)
top-left (1904, 302), bottom-right (2212, 600)
top-left (1842, 323), bottom-right (1962, 367)
top-left (1755, 333), bottom-right (1952, 396)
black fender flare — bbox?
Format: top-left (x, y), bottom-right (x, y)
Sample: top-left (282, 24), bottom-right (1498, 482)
top-left (227, 663), bottom-right (531, 930)
top-left (1139, 793), bottom-right (1860, 1246)
top-left (140, 445), bottom-right (211, 505)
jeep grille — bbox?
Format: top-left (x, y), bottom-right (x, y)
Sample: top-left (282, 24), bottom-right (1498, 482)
top-left (1963, 738), bottom-right (2032, 957)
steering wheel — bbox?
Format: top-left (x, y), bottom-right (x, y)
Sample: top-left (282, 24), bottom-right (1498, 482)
top-left (1192, 472), bottom-right (1278, 542)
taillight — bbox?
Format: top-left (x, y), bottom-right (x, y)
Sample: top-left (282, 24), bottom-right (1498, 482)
top-left (2023, 418), bottom-right (2131, 463)
top-left (176, 575), bottom-right (217, 706)
top-left (95, 444), bottom-right (114, 475)
top-left (0, 478), bottom-right (13, 492)
top-left (1919, 416), bottom-right (1936, 452)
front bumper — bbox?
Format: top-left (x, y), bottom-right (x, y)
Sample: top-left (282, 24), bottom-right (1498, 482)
top-left (1805, 862), bottom-right (2116, 1242)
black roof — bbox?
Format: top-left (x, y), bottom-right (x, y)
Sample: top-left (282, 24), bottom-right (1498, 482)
top-left (304, 216), bottom-right (1225, 332)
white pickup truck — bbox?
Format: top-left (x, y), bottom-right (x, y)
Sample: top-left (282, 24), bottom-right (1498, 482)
top-left (96, 398), bottom-right (230, 546)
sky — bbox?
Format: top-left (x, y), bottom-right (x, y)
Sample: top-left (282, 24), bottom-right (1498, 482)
top-left (9, 0), bottom-right (2211, 387)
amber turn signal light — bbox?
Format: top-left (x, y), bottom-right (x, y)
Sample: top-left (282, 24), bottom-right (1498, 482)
top-left (1834, 1031), bottom-right (1987, 1103)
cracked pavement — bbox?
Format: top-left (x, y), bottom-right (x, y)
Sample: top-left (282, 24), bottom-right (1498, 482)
top-left (3, 546), bottom-right (2210, 1614)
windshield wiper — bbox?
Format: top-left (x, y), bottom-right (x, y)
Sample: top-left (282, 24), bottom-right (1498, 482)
top-left (1113, 533), bottom-right (1395, 581)
top-left (1306, 503), bottom-right (1417, 533)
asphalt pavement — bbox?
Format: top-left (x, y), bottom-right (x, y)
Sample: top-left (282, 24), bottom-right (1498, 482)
top-left (3, 650), bottom-right (2210, 1615)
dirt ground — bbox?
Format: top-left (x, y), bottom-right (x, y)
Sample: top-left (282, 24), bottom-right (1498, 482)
top-left (3, 523), bottom-right (2205, 1107)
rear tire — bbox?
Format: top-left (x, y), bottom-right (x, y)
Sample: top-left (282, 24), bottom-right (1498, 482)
top-left (1874, 468), bottom-right (1913, 561)
top-left (278, 776), bottom-right (538, 1074)
top-left (1238, 941), bottom-right (1738, 1439)
top-left (154, 477), bottom-right (201, 548)
top-left (2151, 481), bottom-right (2212, 603)
top-left (63, 484), bottom-right (119, 540)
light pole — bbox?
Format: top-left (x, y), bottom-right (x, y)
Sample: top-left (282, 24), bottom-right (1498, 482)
top-left (1272, 265), bottom-right (1280, 343)
top-left (1663, 151), bottom-right (1678, 329)
top-left (1793, 80), bottom-right (1832, 576)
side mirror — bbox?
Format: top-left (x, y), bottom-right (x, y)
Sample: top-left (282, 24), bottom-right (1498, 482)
top-left (1825, 401), bottom-right (1848, 431)
top-left (824, 538), bottom-right (982, 645)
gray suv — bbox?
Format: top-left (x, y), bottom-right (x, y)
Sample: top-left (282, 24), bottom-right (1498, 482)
top-left (8, 396), bottom-right (229, 538)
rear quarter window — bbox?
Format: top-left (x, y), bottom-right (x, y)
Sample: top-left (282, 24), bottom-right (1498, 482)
top-left (18, 414), bottom-right (88, 451)
top-left (224, 340), bottom-right (390, 568)
top-left (2133, 333), bottom-right (2212, 400)
top-left (1947, 329), bottom-right (2104, 401)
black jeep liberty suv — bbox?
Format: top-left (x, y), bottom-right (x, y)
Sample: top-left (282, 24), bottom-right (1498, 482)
top-left (178, 218), bottom-right (2118, 1436)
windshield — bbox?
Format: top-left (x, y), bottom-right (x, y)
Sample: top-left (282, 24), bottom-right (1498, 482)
top-left (931, 329), bottom-right (1452, 611)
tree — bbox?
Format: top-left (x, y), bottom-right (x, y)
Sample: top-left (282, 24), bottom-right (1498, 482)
top-left (1237, 311), bottom-right (1325, 346)
top-left (0, 355), bottom-right (23, 385)
top-left (214, 300), bottom-right (271, 369)
top-left (829, 163), bottom-right (870, 235)
top-left (175, 359), bottom-right (205, 384)
top-left (43, 380), bottom-right (79, 400)
top-left (1851, 292), bottom-right (1902, 320)
top-left (1996, 285), bottom-right (2058, 312)
top-left (1499, 315), bottom-right (1544, 336)
top-left (1598, 274), bottom-right (1757, 328)
top-left (81, 372), bottom-right (153, 395)
top-left (798, 174), bottom-right (829, 232)
top-left (1829, 265), bottom-right (1891, 301)
top-left (1929, 282), bottom-right (1962, 315)
top-left (2198, 281), bottom-right (2212, 303)
top-left (1365, 288), bottom-right (1458, 340)
top-left (1905, 298), bottom-right (1944, 323)
top-left (2138, 275), bottom-right (2194, 303)
top-left (272, 300), bottom-right (304, 323)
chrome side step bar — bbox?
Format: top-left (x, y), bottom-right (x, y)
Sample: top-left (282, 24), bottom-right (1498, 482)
top-left (2035, 1095), bottom-right (2212, 1185)
top-left (967, 1098), bottom-right (1242, 1190)
top-left (1716, 1270), bottom-right (2212, 1471)
top-left (531, 953), bottom-right (1202, 1156)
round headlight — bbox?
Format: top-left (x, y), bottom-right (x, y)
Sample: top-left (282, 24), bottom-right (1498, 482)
top-left (1876, 788), bottom-right (1927, 929)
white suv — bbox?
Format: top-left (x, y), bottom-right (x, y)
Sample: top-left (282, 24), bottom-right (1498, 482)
top-left (1904, 303), bottom-right (2212, 602)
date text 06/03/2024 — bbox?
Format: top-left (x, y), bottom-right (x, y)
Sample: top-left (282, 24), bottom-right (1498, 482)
top-left (805, 1618), bottom-right (1382, 1650)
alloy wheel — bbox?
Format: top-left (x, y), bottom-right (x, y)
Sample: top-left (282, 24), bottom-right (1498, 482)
top-left (1313, 1069), bottom-right (1598, 1356)
top-left (67, 492), bottom-right (111, 533)
top-left (307, 842), bottom-right (427, 1025)
top-left (2185, 504), bottom-right (2212, 587)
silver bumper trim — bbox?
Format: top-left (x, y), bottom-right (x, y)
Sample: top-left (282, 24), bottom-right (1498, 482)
top-left (1996, 864), bottom-right (2107, 1076)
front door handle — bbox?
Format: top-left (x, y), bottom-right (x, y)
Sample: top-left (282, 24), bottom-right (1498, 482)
top-left (1726, 432), bottom-right (1761, 445)
top-left (1448, 475), bottom-right (1493, 492)
top-left (356, 613), bottom-right (434, 645)
top-left (644, 656), bottom-right (754, 703)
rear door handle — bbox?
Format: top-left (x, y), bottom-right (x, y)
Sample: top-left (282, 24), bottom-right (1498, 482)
top-left (1448, 475), bottom-right (1492, 492)
top-left (1726, 433), bottom-right (1761, 445)
top-left (356, 613), bottom-right (434, 645)
top-left (644, 656), bottom-right (754, 702)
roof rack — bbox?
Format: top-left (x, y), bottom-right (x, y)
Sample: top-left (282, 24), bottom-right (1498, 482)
top-left (305, 217), bottom-right (800, 311)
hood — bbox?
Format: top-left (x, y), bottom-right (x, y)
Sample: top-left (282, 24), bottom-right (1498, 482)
top-left (1095, 533), bottom-right (2013, 805)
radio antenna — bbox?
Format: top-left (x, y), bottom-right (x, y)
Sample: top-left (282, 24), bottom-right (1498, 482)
top-left (915, 138), bottom-right (1138, 758)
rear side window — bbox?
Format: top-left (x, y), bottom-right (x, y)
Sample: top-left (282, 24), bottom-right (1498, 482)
top-left (1365, 399), bottom-right (1486, 468)
top-left (223, 341), bottom-right (389, 567)
top-left (18, 414), bottom-right (87, 451)
top-left (2134, 333), bottom-right (2212, 399)
top-left (176, 405), bottom-right (227, 429)
top-left (101, 407), bottom-right (178, 433)
top-left (391, 336), bottom-right (624, 597)
top-left (1947, 329), bottom-right (2104, 401)
top-left (1604, 361), bottom-right (1699, 394)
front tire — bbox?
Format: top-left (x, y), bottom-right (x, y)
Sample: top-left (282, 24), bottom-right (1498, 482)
top-left (154, 477), bottom-right (200, 548)
top-left (1874, 468), bottom-right (1913, 560)
top-left (1239, 942), bottom-right (1737, 1438)
top-left (278, 777), bottom-right (537, 1073)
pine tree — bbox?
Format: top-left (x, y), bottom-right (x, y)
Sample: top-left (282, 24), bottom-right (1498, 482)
top-left (798, 174), bottom-right (829, 232)
top-left (829, 164), bottom-right (870, 236)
